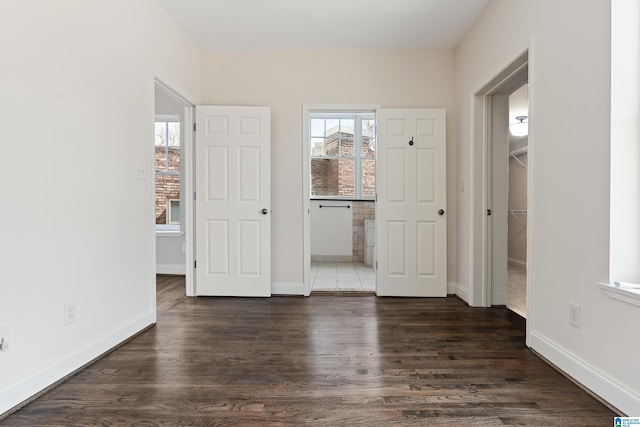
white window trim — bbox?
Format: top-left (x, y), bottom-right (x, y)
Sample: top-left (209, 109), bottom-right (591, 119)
top-left (154, 114), bottom-right (183, 234)
top-left (604, 0), bottom-right (640, 308)
top-left (308, 111), bottom-right (376, 200)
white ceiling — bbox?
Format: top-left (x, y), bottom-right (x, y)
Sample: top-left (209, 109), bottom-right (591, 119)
top-left (157, 0), bottom-right (490, 52)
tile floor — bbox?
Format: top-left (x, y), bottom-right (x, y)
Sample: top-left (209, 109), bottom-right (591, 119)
top-left (311, 262), bottom-right (376, 291)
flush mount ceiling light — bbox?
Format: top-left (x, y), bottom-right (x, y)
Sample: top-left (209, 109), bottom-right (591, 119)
top-left (510, 115), bottom-right (528, 137)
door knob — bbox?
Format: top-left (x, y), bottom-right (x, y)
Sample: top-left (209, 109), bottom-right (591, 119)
top-left (261, 208), bottom-right (269, 215)
top-left (438, 209), bottom-right (445, 216)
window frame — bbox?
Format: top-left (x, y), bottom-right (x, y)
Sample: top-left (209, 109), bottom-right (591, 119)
top-left (154, 115), bottom-right (182, 233)
top-left (309, 112), bottom-right (375, 200)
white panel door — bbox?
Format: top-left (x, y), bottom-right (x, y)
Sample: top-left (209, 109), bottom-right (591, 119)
top-left (376, 108), bottom-right (447, 297)
top-left (195, 106), bottom-right (271, 296)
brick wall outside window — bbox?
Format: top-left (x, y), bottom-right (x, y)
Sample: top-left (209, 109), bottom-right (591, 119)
top-left (155, 147), bottom-right (180, 224)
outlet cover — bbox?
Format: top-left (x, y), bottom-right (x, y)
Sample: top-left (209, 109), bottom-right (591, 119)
top-left (64, 302), bottom-right (77, 326)
top-left (569, 303), bottom-right (581, 329)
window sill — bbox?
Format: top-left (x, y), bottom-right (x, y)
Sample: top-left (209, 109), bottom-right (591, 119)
top-left (156, 225), bottom-right (183, 236)
top-left (598, 282), bottom-right (640, 307)
top-left (311, 197), bottom-right (375, 202)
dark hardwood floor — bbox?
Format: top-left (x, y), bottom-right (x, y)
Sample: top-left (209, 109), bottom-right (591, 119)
top-left (1, 275), bottom-right (616, 426)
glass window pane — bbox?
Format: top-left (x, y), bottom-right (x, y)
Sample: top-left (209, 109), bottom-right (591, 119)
top-left (337, 158), bottom-right (355, 197)
top-left (362, 119), bottom-right (375, 138)
top-left (340, 119), bottom-right (354, 134)
top-left (340, 136), bottom-right (354, 156)
top-left (167, 146), bottom-right (180, 171)
top-left (310, 158), bottom-right (355, 198)
top-left (169, 200), bottom-right (180, 223)
top-left (154, 122), bottom-right (166, 147)
top-left (311, 158), bottom-right (339, 197)
top-left (362, 158), bottom-right (376, 198)
top-left (325, 134), bottom-right (339, 156)
top-left (167, 122), bottom-right (180, 147)
top-left (310, 119), bottom-right (325, 137)
top-left (362, 135), bottom-right (375, 157)
top-left (311, 138), bottom-right (325, 157)
top-left (325, 119), bottom-right (339, 136)
top-left (155, 174), bottom-right (181, 224)
top-left (155, 145), bottom-right (167, 172)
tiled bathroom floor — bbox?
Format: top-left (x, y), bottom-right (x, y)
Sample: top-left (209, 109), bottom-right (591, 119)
top-left (311, 262), bottom-right (375, 291)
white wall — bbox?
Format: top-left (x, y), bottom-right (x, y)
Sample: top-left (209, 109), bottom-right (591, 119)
top-left (202, 48), bottom-right (457, 289)
top-left (0, 0), bottom-right (201, 414)
top-left (455, 0), bottom-right (639, 414)
top-left (310, 200), bottom-right (352, 258)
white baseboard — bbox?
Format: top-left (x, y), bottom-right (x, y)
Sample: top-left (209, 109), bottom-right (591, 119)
top-left (0, 311), bottom-right (155, 416)
top-left (447, 282), bottom-right (457, 295)
top-left (455, 283), bottom-right (470, 303)
top-left (530, 329), bottom-right (640, 415)
top-left (271, 282), bottom-right (304, 295)
top-left (156, 263), bottom-right (186, 275)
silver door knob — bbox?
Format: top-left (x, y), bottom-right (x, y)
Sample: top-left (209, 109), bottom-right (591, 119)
top-left (261, 208), bottom-right (269, 215)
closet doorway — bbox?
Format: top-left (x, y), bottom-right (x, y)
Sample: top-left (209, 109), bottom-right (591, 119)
top-left (506, 85), bottom-right (528, 318)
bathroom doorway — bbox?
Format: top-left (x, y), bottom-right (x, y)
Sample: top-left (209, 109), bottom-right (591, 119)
top-left (302, 105), bottom-right (379, 294)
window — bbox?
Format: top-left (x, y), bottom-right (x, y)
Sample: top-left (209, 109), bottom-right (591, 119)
top-left (155, 116), bottom-right (181, 231)
top-left (309, 113), bottom-right (375, 199)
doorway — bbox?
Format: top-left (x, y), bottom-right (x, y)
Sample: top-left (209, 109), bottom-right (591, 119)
top-left (304, 108), bottom-right (377, 293)
top-left (469, 50), bottom-right (531, 324)
top-left (153, 80), bottom-right (195, 296)
top-left (506, 85), bottom-right (528, 317)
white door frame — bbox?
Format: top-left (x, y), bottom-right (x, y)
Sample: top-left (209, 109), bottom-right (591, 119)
top-left (302, 104), bottom-right (380, 296)
top-left (469, 50), bottom-right (531, 341)
top-left (152, 79), bottom-right (196, 297)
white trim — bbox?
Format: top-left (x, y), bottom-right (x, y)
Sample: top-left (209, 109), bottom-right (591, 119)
top-left (530, 329), bottom-right (640, 415)
top-left (598, 283), bottom-right (640, 307)
top-left (0, 312), bottom-right (155, 416)
top-left (271, 282), bottom-right (304, 296)
top-left (447, 282), bottom-right (458, 295)
top-left (156, 264), bottom-right (186, 275)
top-left (302, 104), bottom-right (381, 298)
top-left (455, 283), bottom-right (470, 303)
top-left (182, 105), bottom-right (195, 297)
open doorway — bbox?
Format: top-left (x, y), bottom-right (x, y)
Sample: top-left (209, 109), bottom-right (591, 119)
top-left (506, 85), bottom-right (529, 318)
top-left (469, 50), bottom-right (530, 329)
top-left (302, 105), bottom-right (380, 295)
top-left (153, 81), bottom-right (195, 296)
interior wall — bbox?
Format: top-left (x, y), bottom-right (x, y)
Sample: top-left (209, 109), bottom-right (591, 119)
top-left (455, 0), bottom-right (639, 415)
top-left (201, 48), bottom-right (457, 289)
top-left (0, 0), bottom-right (201, 414)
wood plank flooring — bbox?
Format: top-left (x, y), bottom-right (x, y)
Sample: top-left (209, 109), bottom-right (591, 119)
top-left (1, 275), bottom-right (617, 426)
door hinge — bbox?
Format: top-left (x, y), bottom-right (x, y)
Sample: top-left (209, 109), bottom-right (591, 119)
top-left (194, 260), bottom-right (197, 269)
top-left (193, 123), bottom-right (196, 132)
top-left (376, 260), bottom-right (378, 270)
top-left (194, 191), bottom-right (196, 200)
top-left (487, 209), bottom-right (492, 216)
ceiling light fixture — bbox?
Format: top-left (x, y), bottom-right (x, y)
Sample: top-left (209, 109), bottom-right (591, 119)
top-left (510, 115), bottom-right (528, 137)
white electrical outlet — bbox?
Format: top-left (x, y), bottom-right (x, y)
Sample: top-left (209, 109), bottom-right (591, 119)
top-left (64, 302), bottom-right (77, 326)
top-left (569, 303), bottom-right (581, 329)
top-left (0, 324), bottom-right (11, 352)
